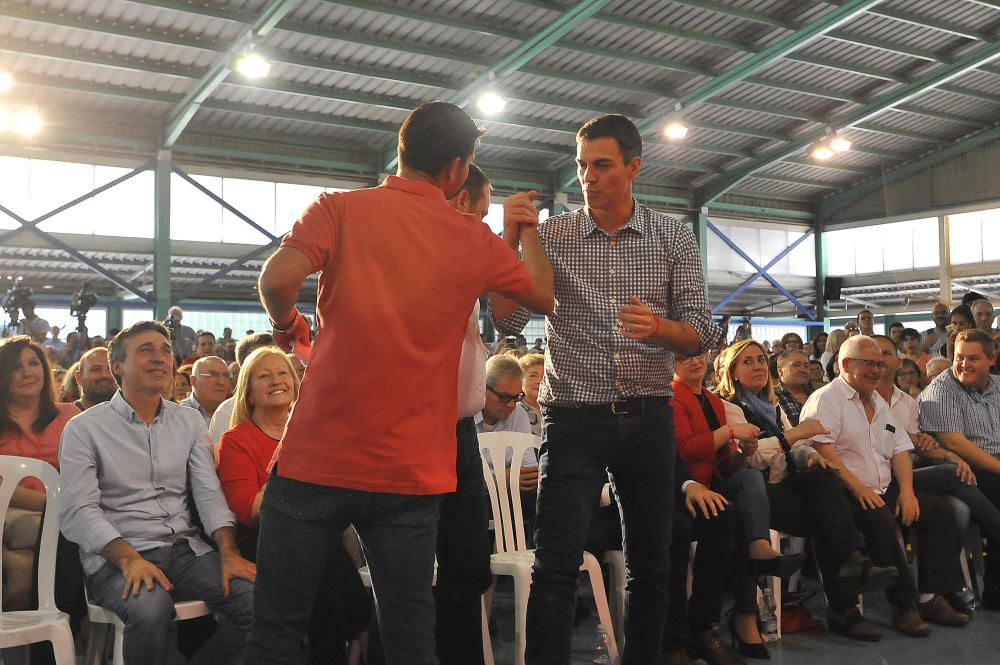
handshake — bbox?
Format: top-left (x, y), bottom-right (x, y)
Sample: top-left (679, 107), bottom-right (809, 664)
top-left (502, 190), bottom-right (542, 249)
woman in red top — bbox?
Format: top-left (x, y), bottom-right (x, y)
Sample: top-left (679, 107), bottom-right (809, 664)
top-left (673, 352), bottom-right (802, 659)
top-left (216, 347), bottom-right (370, 665)
top-left (0, 335), bottom-right (86, 664)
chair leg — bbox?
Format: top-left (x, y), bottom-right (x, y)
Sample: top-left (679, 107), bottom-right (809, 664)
top-left (481, 595), bottom-right (495, 665)
top-left (583, 556), bottom-right (619, 665)
top-left (49, 621), bottom-right (78, 665)
top-left (512, 569), bottom-right (533, 665)
top-left (84, 622), bottom-right (110, 665)
top-left (769, 530), bottom-right (782, 640)
top-left (112, 622), bottom-right (125, 665)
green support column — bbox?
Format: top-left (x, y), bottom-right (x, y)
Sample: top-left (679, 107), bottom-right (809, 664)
top-left (693, 207), bottom-right (709, 281)
top-left (814, 218), bottom-right (828, 327)
top-left (106, 306), bottom-right (124, 332)
top-left (153, 151), bottom-right (172, 319)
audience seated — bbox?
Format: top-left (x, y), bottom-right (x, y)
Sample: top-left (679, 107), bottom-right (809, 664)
top-left (970, 298), bottom-right (996, 335)
top-left (858, 310), bottom-right (876, 337)
top-left (0, 336), bottom-right (86, 664)
top-left (59, 321), bottom-right (255, 665)
top-left (58, 360), bottom-right (81, 403)
top-left (888, 322), bottom-right (905, 346)
top-left (822, 329), bottom-right (847, 372)
top-left (925, 356), bottom-right (951, 383)
top-left (673, 347), bottom-right (804, 659)
top-left (216, 347), bottom-right (369, 665)
top-left (808, 359), bottom-right (827, 389)
top-left (947, 305), bottom-right (975, 359)
top-left (895, 358), bottom-right (923, 398)
top-left (801, 335), bottom-right (970, 638)
top-left (73, 346), bottom-right (115, 411)
top-left (773, 349), bottom-right (812, 427)
top-left (899, 328), bottom-right (932, 375)
top-left (919, 328), bottom-right (1000, 610)
top-left (716, 340), bottom-right (898, 643)
top-left (923, 302), bottom-right (951, 357)
top-left (182, 331), bottom-right (218, 366)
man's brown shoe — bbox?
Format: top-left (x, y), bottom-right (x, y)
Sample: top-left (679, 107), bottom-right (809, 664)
top-left (919, 595), bottom-right (971, 627)
top-left (827, 608), bottom-right (882, 642)
top-left (663, 648), bottom-right (693, 665)
top-left (893, 604), bottom-right (930, 637)
top-left (689, 628), bottom-right (747, 665)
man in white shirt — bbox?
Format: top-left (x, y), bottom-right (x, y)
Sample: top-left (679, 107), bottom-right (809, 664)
top-left (801, 335), bottom-right (967, 637)
top-left (181, 356), bottom-right (230, 426)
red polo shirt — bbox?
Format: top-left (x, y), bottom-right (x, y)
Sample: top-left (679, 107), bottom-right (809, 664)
top-left (277, 176), bottom-right (532, 494)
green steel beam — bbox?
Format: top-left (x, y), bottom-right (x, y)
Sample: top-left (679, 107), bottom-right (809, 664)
top-left (892, 106), bottom-right (985, 127)
top-left (633, 0), bottom-right (885, 135)
top-left (784, 54), bottom-right (908, 83)
top-left (819, 124), bottom-right (1000, 218)
top-left (865, 6), bottom-right (989, 42)
top-left (747, 174), bottom-right (843, 190)
top-left (153, 152), bottom-right (172, 318)
top-left (162, 0), bottom-right (300, 147)
top-left (709, 202), bottom-right (814, 221)
top-left (382, 0), bottom-right (612, 172)
top-left (701, 39), bottom-right (1000, 202)
top-left (784, 157), bottom-right (874, 175)
top-left (814, 218), bottom-right (828, 321)
top-left (851, 123), bottom-right (952, 144)
top-left (668, 0), bottom-right (795, 29)
top-left (707, 99), bottom-right (826, 123)
top-left (824, 31), bottom-right (945, 62)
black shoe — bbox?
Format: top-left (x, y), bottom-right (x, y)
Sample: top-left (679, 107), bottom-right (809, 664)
top-left (727, 614), bottom-right (770, 660)
top-left (837, 551), bottom-right (899, 594)
top-left (827, 607), bottom-right (882, 642)
top-left (749, 552), bottom-right (805, 581)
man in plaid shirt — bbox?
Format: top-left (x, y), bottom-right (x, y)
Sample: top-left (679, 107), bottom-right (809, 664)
top-left (492, 114), bottom-right (720, 665)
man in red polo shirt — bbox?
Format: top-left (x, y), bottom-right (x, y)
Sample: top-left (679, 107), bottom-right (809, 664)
top-left (244, 101), bottom-right (554, 665)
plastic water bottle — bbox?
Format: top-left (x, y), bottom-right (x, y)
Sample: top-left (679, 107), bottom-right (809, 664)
top-left (591, 623), bottom-right (611, 664)
top-left (760, 589), bottom-right (779, 642)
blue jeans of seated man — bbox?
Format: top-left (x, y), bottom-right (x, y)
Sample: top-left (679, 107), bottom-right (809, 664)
top-left (913, 463), bottom-right (1000, 542)
top-left (525, 401), bottom-right (675, 665)
top-left (87, 540), bottom-right (254, 665)
top-left (243, 471), bottom-right (442, 665)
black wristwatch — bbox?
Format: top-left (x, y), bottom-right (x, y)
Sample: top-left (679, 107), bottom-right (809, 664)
top-left (270, 312), bottom-right (299, 333)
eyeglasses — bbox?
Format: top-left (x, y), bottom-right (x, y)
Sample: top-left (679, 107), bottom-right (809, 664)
top-left (676, 354), bottom-right (705, 364)
top-left (848, 359), bottom-right (887, 371)
top-left (197, 371), bottom-right (230, 380)
top-left (487, 386), bottom-right (525, 404)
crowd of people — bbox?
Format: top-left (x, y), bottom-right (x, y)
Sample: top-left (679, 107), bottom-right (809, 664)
top-left (2, 102), bottom-right (999, 665)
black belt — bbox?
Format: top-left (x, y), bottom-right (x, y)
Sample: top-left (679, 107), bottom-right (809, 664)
top-left (550, 395), bottom-right (670, 418)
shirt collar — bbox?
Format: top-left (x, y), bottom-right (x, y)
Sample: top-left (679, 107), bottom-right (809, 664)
top-left (110, 390), bottom-right (165, 424)
top-left (381, 175), bottom-right (447, 204)
top-left (946, 368), bottom-right (999, 397)
top-left (579, 200), bottom-right (643, 238)
top-left (834, 375), bottom-right (888, 413)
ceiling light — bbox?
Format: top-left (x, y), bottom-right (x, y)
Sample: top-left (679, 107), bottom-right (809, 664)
top-left (810, 143), bottom-right (834, 161)
top-left (15, 109), bottom-right (41, 137)
top-left (235, 52), bottom-right (271, 79)
top-left (664, 121), bottom-right (689, 140)
top-left (476, 91), bottom-right (506, 116)
top-left (830, 135), bottom-right (852, 152)
top-left (0, 72), bottom-right (12, 93)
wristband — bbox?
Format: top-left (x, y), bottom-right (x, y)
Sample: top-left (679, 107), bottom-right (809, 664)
top-left (727, 425), bottom-right (735, 442)
top-left (270, 311), bottom-right (299, 333)
top-left (651, 316), bottom-right (661, 337)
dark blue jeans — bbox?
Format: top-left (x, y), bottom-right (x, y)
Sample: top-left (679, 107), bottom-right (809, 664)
top-left (525, 401), bottom-right (675, 665)
top-left (87, 541), bottom-right (254, 665)
top-left (243, 472), bottom-right (442, 665)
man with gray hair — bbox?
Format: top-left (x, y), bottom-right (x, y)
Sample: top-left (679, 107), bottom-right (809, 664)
top-left (182, 356), bottom-right (231, 425)
top-left (801, 335), bottom-right (969, 637)
top-left (924, 356), bottom-right (951, 384)
top-left (165, 305), bottom-right (197, 363)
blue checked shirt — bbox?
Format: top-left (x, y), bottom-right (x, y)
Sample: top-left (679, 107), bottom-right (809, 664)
top-left (918, 369), bottom-right (1000, 457)
top-left (493, 203), bottom-right (720, 406)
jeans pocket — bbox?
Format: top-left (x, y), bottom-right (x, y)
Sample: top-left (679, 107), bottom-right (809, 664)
top-left (268, 474), bottom-right (331, 521)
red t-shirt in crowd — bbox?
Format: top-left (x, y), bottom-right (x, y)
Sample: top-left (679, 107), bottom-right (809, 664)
top-left (0, 403), bottom-right (79, 492)
top-left (217, 421), bottom-right (278, 526)
top-left (277, 175), bottom-right (532, 494)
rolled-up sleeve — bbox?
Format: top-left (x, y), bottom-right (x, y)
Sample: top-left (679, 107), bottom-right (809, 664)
top-left (492, 305), bottom-right (531, 336)
top-left (666, 227), bottom-right (721, 352)
top-left (188, 421), bottom-right (236, 537)
top-left (58, 421), bottom-right (122, 556)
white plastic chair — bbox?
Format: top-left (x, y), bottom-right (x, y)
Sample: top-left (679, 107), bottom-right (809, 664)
top-left (0, 456), bottom-right (75, 664)
top-left (478, 432), bottom-right (619, 665)
top-left (602, 550), bottom-right (626, 644)
top-left (84, 589), bottom-right (211, 665)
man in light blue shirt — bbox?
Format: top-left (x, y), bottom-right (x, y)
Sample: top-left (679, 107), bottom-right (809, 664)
top-left (59, 321), bottom-right (256, 665)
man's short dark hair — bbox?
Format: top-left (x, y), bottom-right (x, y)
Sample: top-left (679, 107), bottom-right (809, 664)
top-left (888, 321), bottom-right (904, 331)
top-left (397, 102), bottom-right (485, 177)
top-left (901, 328), bottom-right (921, 342)
top-left (577, 114), bottom-right (642, 163)
top-left (776, 349), bottom-right (808, 368)
top-left (236, 332), bottom-right (274, 366)
top-left (857, 309), bottom-right (873, 321)
top-left (955, 328), bottom-right (996, 358)
top-left (871, 334), bottom-right (897, 350)
top-left (108, 321), bottom-right (171, 386)
top-left (196, 330), bottom-right (216, 342)
top-left (952, 304), bottom-right (974, 322)
top-left (460, 164), bottom-right (491, 204)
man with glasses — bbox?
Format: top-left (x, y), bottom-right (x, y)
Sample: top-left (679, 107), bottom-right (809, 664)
top-left (182, 356), bottom-right (231, 425)
top-left (476, 355), bottom-right (538, 493)
top-left (801, 335), bottom-right (969, 637)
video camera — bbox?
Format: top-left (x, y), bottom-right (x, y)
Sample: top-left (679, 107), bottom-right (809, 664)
top-left (2, 277), bottom-right (34, 333)
top-left (70, 283), bottom-right (98, 334)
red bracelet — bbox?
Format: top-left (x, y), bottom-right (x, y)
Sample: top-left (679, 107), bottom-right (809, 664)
top-left (728, 425), bottom-right (735, 442)
top-left (651, 316), bottom-right (661, 337)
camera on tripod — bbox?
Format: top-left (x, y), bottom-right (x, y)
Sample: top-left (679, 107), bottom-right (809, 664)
top-left (2, 277), bottom-right (34, 334)
top-left (71, 283), bottom-right (98, 334)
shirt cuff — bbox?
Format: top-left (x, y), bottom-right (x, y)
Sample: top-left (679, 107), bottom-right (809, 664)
top-left (681, 479), bottom-right (697, 494)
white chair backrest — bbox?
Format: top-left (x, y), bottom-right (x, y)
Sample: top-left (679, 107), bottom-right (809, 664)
top-left (478, 432), bottom-right (540, 555)
top-left (0, 456), bottom-right (61, 613)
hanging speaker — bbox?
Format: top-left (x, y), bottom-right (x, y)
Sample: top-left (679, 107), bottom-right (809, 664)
top-left (824, 276), bottom-right (843, 301)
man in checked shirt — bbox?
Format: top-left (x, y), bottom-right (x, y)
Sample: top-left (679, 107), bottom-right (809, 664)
top-left (491, 114), bottom-right (721, 665)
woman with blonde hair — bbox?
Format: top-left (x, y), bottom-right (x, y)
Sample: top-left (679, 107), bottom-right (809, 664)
top-left (717, 339), bottom-right (899, 643)
top-left (216, 348), bottom-right (369, 664)
top-left (821, 329), bottom-right (847, 373)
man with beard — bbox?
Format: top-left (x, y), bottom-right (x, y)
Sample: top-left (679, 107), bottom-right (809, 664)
top-left (73, 346), bottom-right (116, 410)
